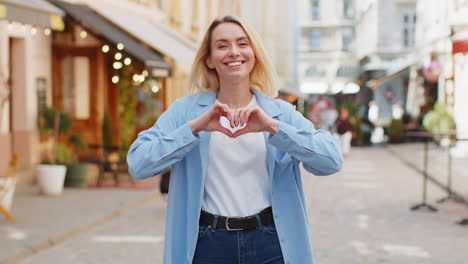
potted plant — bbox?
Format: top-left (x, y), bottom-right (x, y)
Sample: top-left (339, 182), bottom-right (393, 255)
top-left (387, 118), bottom-right (405, 143)
top-left (64, 132), bottom-right (88, 188)
top-left (36, 107), bottom-right (71, 195)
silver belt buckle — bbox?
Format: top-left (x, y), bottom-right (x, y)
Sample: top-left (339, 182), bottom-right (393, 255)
top-left (225, 217), bottom-right (243, 231)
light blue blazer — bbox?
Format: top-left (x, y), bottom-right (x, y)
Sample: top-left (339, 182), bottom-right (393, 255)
top-left (127, 89), bottom-right (343, 264)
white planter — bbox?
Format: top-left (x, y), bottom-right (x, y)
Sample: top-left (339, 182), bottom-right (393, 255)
top-left (36, 164), bottom-right (67, 196)
top-left (0, 177), bottom-right (16, 211)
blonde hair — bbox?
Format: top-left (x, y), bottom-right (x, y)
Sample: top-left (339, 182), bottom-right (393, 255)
top-left (189, 15), bottom-right (278, 98)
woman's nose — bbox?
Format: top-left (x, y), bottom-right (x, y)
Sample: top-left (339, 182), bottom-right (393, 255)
top-left (229, 46), bottom-right (240, 57)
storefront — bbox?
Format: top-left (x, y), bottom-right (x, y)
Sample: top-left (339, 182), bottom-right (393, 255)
top-left (0, 0), bottom-right (63, 182)
top-left (450, 28), bottom-right (468, 157)
top-left (47, 0), bottom-right (172, 160)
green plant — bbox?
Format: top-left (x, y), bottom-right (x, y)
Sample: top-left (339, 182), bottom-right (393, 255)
top-left (68, 132), bottom-right (87, 161)
top-left (102, 111), bottom-right (113, 148)
top-left (118, 65), bottom-right (137, 152)
top-left (39, 107), bottom-right (87, 164)
top-left (387, 119), bottom-right (404, 137)
top-left (423, 102), bottom-right (456, 146)
top-left (39, 107), bottom-right (72, 164)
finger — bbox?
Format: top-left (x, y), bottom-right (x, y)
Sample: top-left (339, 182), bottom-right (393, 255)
top-left (223, 105), bottom-right (236, 128)
top-left (232, 127), bottom-right (249, 138)
top-left (235, 108), bottom-right (243, 126)
top-left (218, 126), bottom-right (233, 138)
top-left (243, 107), bottom-right (255, 125)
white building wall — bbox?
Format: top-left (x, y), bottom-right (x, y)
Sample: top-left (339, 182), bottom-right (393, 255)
top-left (298, 0), bottom-right (358, 95)
top-left (240, 0), bottom-right (295, 93)
top-left (0, 21), bottom-right (54, 175)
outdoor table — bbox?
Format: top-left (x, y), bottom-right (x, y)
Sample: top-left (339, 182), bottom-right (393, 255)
top-left (405, 131), bottom-right (468, 225)
top-left (405, 131), bottom-right (439, 212)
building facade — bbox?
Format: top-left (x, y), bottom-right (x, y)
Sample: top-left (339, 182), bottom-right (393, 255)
top-left (0, 0), bottom-right (64, 183)
top-left (298, 0), bottom-right (359, 95)
top-left (412, 0), bottom-right (468, 156)
top-left (354, 0), bottom-right (417, 124)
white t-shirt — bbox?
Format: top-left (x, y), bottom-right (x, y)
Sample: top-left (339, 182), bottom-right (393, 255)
top-left (201, 96), bottom-right (271, 217)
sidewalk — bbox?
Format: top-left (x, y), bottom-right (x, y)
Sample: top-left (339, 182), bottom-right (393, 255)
top-left (1, 145), bottom-right (467, 264)
top-left (0, 181), bottom-right (163, 264)
top-left (386, 142), bottom-right (468, 206)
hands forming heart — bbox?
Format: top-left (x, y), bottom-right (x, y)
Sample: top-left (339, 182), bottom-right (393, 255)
top-left (188, 102), bottom-right (278, 138)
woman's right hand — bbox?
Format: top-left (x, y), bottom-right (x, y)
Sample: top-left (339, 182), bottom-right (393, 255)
top-left (188, 102), bottom-right (234, 137)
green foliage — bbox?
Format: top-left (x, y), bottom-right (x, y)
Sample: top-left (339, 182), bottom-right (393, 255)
top-left (68, 133), bottom-right (86, 155)
top-left (102, 111), bottom-right (113, 148)
top-left (423, 102), bottom-right (456, 134)
top-left (118, 65), bottom-right (137, 152)
top-left (42, 107), bottom-right (71, 135)
top-left (423, 102), bottom-right (456, 147)
top-left (387, 119), bottom-right (404, 137)
top-left (55, 143), bottom-right (75, 164)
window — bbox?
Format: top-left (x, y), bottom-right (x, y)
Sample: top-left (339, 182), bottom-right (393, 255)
top-left (311, 0), bottom-right (320, 20)
top-left (342, 27), bottom-right (353, 51)
top-left (306, 66), bottom-right (326, 77)
top-left (62, 56), bottom-right (90, 119)
top-left (343, 0), bottom-right (354, 19)
top-left (336, 66), bottom-right (358, 78)
top-left (403, 14), bottom-right (416, 48)
top-left (309, 30), bottom-right (321, 50)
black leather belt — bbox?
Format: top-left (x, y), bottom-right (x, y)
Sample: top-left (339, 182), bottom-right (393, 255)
top-left (199, 207), bottom-right (274, 231)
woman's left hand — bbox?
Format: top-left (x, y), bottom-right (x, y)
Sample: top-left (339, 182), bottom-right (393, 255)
top-left (231, 106), bottom-right (279, 138)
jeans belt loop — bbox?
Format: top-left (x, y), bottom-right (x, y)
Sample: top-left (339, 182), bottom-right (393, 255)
top-left (211, 215), bottom-right (218, 230)
top-left (255, 214), bottom-right (263, 229)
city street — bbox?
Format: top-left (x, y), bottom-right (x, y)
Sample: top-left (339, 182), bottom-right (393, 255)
top-left (1, 145), bottom-right (468, 264)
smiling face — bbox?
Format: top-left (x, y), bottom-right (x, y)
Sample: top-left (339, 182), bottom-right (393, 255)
top-left (206, 22), bottom-right (256, 83)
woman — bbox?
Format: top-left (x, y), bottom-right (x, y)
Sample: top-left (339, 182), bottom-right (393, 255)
top-left (334, 107), bottom-right (353, 155)
top-left (127, 15), bottom-right (343, 264)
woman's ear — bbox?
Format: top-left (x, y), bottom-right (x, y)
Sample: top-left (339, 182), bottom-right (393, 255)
top-left (206, 57), bottom-right (214, 69)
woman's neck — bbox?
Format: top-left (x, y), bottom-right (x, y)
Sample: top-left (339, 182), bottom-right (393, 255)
top-left (216, 79), bottom-right (252, 109)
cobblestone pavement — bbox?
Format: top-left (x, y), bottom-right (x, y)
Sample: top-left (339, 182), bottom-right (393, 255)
top-left (1, 145), bottom-right (467, 264)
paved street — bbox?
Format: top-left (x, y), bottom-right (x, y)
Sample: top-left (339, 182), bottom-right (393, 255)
top-left (1, 145), bottom-right (468, 264)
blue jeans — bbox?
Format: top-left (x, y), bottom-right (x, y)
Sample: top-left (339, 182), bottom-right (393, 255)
top-left (193, 222), bottom-right (284, 264)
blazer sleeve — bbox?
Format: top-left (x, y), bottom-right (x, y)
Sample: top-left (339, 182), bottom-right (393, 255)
top-left (268, 101), bottom-right (343, 176)
top-left (126, 98), bottom-right (200, 180)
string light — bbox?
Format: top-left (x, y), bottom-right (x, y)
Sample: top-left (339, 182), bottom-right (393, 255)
top-left (112, 76), bottom-right (119, 83)
top-left (113, 62), bottom-right (123, 70)
top-left (80, 30), bottom-right (87, 38)
top-left (102, 45), bottom-right (110, 53)
top-left (124, 58), bottom-right (132, 65)
top-left (151, 85), bottom-right (159, 93)
top-left (142, 70), bottom-right (149, 77)
top-left (31, 27), bottom-right (37, 35)
top-left (117, 43), bottom-right (124, 50)
top-left (114, 53), bottom-right (122, 60)
top-left (44, 28), bottom-right (51, 36)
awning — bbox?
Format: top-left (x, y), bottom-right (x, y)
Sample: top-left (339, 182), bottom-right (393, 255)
top-left (452, 28), bottom-right (468, 54)
top-left (88, 3), bottom-right (197, 71)
top-left (0, 0), bottom-right (64, 30)
top-left (367, 56), bottom-right (417, 90)
top-left (47, 0), bottom-right (171, 75)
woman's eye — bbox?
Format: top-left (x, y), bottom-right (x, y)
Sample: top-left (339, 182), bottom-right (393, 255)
top-left (218, 45), bottom-right (227, 49)
top-left (239, 42), bottom-right (248, 46)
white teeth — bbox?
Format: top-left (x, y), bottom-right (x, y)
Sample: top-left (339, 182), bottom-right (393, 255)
top-left (227, 61), bottom-right (242, 66)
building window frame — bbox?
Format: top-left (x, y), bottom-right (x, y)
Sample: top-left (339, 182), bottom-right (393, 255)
top-left (309, 29), bottom-right (321, 51)
top-left (403, 13), bottom-right (416, 48)
top-left (311, 0), bottom-right (320, 20)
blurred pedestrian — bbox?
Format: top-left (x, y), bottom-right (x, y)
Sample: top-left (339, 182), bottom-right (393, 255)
top-left (335, 107), bottom-right (353, 155)
top-left (127, 15), bottom-right (342, 264)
